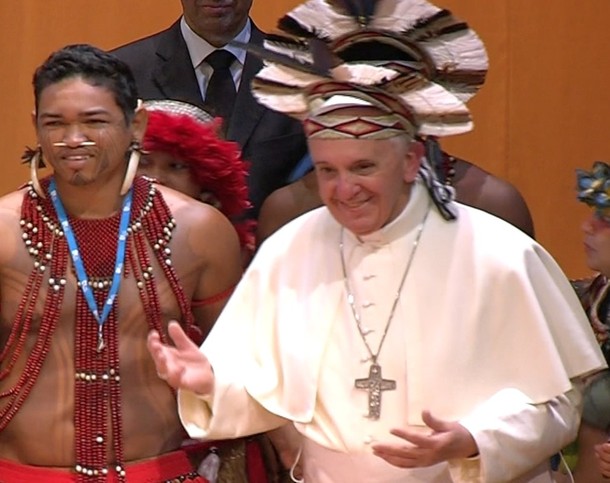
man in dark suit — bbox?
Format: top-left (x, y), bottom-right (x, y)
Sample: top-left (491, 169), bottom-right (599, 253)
top-left (112, 0), bottom-right (307, 219)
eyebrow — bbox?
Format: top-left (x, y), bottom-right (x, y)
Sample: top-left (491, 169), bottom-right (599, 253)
top-left (39, 109), bottom-right (112, 119)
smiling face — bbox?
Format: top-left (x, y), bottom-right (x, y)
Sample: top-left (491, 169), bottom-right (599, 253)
top-left (310, 135), bottom-right (420, 236)
top-left (34, 76), bottom-right (144, 188)
top-left (181, 0), bottom-right (253, 47)
top-left (582, 212), bottom-right (610, 276)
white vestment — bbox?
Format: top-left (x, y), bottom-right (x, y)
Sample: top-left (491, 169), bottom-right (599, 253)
top-left (179, 181), bottom-right (605, 482)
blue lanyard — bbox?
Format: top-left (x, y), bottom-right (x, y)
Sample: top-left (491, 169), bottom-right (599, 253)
top-left (48, 178), bottom-right (133, 352)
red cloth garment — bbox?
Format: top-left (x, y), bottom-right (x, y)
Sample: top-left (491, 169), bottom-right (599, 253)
top-left (0, 450), bottom-right (207, 483)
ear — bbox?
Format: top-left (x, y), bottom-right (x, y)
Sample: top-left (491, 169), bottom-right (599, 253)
top-left (403, 141), bottom-right (421, 183)
top-left (130, 102), bottom-right (149, 143)
top-left (31, 109), bottom-right (37, 129)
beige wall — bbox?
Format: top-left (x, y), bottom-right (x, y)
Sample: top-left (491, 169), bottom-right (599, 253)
top-left (1, 0), bottom-right (609, 278)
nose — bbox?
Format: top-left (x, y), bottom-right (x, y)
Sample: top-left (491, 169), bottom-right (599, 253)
top-left (582, 217), bottom-right (593, 234)
top-left (62, 124), bottom-right (89, 147)
top-left (335, 172), bottom-right (359, 199)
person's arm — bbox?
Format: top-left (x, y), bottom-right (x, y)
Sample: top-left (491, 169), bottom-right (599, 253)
top-left (147, 321), bottom-right (288, 441)
top-left (187, 203), bottom-right (243, 339)
top-left (371, 384), bottom-right (582, 482)
top-left (450, 384), bottom-right (582, 482)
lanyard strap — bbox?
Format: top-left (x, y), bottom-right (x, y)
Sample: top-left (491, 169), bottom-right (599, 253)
top-left (49, 178), bottom-right (133, 350)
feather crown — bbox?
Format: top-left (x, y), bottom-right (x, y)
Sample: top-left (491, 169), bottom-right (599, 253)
top-left (244, 0), bottom-right (488, 138)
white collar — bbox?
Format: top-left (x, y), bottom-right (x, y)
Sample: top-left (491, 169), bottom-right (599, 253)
top-left (180, 16), bottom-right (250, 69)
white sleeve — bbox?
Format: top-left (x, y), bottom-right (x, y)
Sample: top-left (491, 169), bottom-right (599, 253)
top-left (447, 383), bottom-right (582, 483)
top-left (178, 362), bottom-right (289, 441)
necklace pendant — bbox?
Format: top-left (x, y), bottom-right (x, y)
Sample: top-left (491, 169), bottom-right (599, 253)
top-left (97, 333), bottom-right (105, 353)
top-left (355, 363), bottom-right (396, 420)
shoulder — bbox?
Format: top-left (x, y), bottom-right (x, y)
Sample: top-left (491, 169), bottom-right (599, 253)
top-left (451, 203), bottom-right (540, 267)
top-left (156, 184), bottom-right (232, 230)
top-left (0, 189), bottom-right (30, 261)
top-left (453, 158), bottom-right (535, 238)
top-left (256, 175), bottom-right (321, 243)
top-left (257, 207), bottom-right (334, 256)
top-left (0, 188), bottom-right (27, 219)
top-left (111, 21), bottom-right (178, 62)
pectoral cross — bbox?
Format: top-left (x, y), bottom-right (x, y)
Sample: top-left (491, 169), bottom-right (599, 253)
top-left (354, 363), bottom-right (396, 420)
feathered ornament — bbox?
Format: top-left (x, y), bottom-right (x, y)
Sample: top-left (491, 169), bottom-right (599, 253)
top-left (331, 0), bottom-right (377, 27)
top-left (269, 0), bottom-right (488, 102)
top-left (576, 161), bottom-right (610, 219)
top-left (21, 145), bottom-right (45, 168)
top-left (237, 0), bottom-right (481, 219)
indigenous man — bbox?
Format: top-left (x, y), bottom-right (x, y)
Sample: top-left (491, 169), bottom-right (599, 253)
top-left (255, 0), bottom-right (534, 244)
top-left (147, 2), bottom-right (605, 480)
top-left (566, 161), bottom-right (610, 481)
top-left (0, 44), bottom-right (242, 482)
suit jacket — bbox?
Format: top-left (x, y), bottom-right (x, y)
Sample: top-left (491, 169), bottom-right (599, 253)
top-left (111, 20), bottom-right (307, 219)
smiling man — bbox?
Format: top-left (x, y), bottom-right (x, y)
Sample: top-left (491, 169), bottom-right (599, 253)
top-left (112, 0), bottom-right (307, 220)
top-left (145, 2), bottom-right (605, 480)
top-left (0, 44), bottom-right (242, 482)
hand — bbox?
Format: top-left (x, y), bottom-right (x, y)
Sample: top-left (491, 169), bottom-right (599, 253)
top-left (594, 440), bottom-right (610, 477)
top-left (147, 320), bottom-right (214, 395)
top-left (372, 410), bottom-right (478, 468)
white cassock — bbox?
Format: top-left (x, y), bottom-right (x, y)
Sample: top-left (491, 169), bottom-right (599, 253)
top-left (179, 181), bottom-right (606, 482)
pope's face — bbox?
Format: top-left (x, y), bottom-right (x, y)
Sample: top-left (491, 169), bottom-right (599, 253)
top-left (310, 136), bottom-right (420, 236)
top-left (181, 0), bottom-right (253, 47)
top-left (582, 212), bottom-right (610, 276)
top-left (34, 77), bottom-right (138, 188)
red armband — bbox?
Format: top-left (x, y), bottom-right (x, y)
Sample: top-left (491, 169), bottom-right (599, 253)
top-left (191, 284), bottom-right (236, 308)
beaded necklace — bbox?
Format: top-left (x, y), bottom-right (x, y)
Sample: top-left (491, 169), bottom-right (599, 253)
top-left (49, 178), bottom-right (132, 353)
top-left (0, 176), bottom-right (194, 481)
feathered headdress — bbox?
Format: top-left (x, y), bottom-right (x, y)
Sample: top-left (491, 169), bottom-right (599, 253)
top-left (269, 0), bottom-right (488, 101)
top-left (142, 100), bottom-right (255, 251)
top-left (241, 0), bottom-right (489, 135)
top-left (236, 0), bottom-right (488, 219)
top-left (576, 161), bottom-right (610, 219)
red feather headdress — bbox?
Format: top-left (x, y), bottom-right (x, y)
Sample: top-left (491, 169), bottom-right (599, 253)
top-left (142, 100), bottom-right (255, 251)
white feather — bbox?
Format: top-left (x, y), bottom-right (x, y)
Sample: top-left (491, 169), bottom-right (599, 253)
top-left (400, 83), bottom-right (473, 135)
top-left (372, 0), bottom-right (440, 32)
top-left (331, 64), bottom-right (399, 84)
top-left (422, 31), bottom-right (489, 72)
top-left (256, 64), bottom-right (324, 88)
top-left (251, 90), bottom-right (309, 119)
top-left (264, 39), bottom-right (314, 65)
top-left (286, 0), bottom-right (359, 40)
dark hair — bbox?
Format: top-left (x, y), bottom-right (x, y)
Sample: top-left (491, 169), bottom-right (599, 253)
top-left (33, 44), bottom-right (138, 123)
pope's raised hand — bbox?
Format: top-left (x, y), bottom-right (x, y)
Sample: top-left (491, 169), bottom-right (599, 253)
top-left (147, 320), bottom-right (214, 395)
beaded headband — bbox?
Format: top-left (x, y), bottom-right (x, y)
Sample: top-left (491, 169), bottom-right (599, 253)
top-left (302, 82), bottom-right (417, 139)
top-left (576, 161), bottom-right (610, 218)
